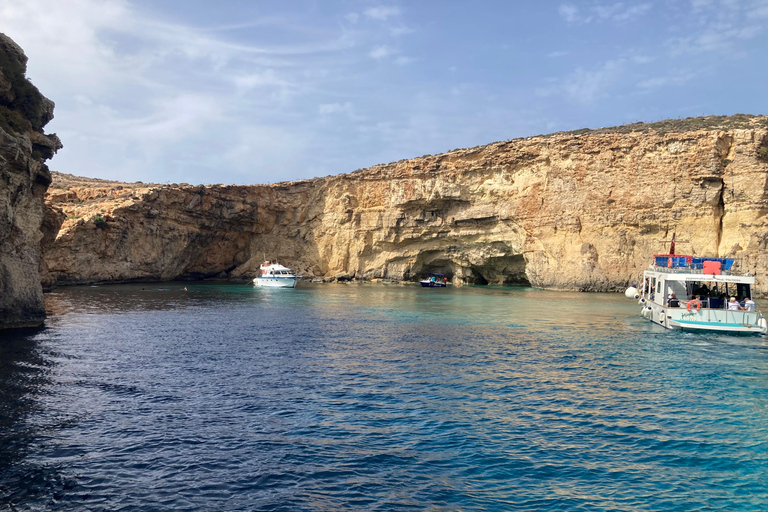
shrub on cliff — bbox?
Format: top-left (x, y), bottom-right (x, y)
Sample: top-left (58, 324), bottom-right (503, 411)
top-left (93, 215), bottom-right (108, 229)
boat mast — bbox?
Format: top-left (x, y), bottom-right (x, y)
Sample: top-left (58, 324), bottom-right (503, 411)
top-left (659, 232), bottom-right (689, 255)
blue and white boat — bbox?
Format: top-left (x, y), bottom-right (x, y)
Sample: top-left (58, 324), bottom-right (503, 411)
top-left (253, 261), bottom-right (300, 288)
top-left (420, 273), bottom-right (447, 287)
top-left (625, 254), bottom-right (767, 335)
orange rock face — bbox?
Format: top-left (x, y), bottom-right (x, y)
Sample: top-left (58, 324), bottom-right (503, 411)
top-left (44, 116), bottom-right (768, 295)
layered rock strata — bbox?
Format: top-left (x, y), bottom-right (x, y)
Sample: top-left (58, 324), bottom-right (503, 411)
top-left (44, 115), bottom-right (768, 295)
top-left (0, 34), bottom-right (61, 329)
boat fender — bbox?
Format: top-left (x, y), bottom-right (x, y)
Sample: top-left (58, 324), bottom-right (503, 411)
top-left (638, 298), bottom-right (645, 305)
top-left (759, 317), bottom-right (768, 334)
top-left (686, 299), bottom-right (702, 312)
top-left (659, 311), bottom-right (666, 323)
top-left (624, 287), bottom-right (639, 300)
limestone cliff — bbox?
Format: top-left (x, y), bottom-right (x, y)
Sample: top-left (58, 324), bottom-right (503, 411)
top-left (0, 33), bottom-right (61, 329)
top-left (44, 115), bottom-right (768, 295)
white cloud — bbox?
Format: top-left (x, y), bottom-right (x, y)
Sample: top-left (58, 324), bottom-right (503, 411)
top-left (364, 6), bottom-right (400, 21)
top-left (632, 55), bottom-right (654, 64)
top-left (563, 60), bottom-right (625, 103)
top-left (749, 1), bottom-right (768, 18)
top-left (668, 23), bottom-right (764, 56)
top-left (370, 45), bottom-right (393, 59)
top-left (115, 94), bottom-right (225, 142)
top-left (345, 12), bottom-right (359, 24)
top-left (393, 55), bottom-right (414, 65)
top-left (559, 4), bottom-right (581, 23)
top-left (318, 102), bottom-right (353, 115)
top-left (0, 0), bottom-right (366, 184)
top-left (537, 59), bottom-right (626, 104)
top-left (637, 70), bottom-right (697, 90)
top-left (666, 0), bottom-right (768, 56)
top-left (559, 2), bottom-right (651, 24)
top-left (389, 25), bottom-right (414, 36)
top-left (233, 70), bottom-right (289, 92)
top-left (547, 50), bottom-right (569, 58)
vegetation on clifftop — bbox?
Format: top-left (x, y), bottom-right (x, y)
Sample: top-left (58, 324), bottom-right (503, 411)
top-left (0, 35), bottom-right (51, 134)
top-left (556, 114), bottom-right (768, 138)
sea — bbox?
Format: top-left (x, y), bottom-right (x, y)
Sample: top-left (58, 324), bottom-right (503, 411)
top-left (1, 282), bottom-right (768, 511)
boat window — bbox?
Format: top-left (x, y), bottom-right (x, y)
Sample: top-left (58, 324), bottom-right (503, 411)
top-left (737, 283), bottom-right (751, 300)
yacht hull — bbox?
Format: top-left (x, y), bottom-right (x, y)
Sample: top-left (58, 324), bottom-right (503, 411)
top-left (253, 277), bottom-right (299, 288)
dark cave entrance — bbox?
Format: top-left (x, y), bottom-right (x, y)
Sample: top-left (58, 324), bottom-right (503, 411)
top-left (412, 253), bottom-right (529, 286)
top-left (470, 254), bottom-right (530, 286)
top-left (417, 259), bottom-right (455, 281)
top-left (470, 271), bottom-right (489, 285)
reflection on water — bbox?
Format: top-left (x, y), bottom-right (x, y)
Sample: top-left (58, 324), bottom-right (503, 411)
top-left (0, 283), bottom-right (767, 510)
top-left (0, 329), bottom-right (75, 507)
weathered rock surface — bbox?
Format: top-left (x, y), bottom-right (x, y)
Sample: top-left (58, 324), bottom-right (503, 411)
top-left (44, 115), bottom-right (768, 295)
top-left (0, 33), bottom-right (61, 329)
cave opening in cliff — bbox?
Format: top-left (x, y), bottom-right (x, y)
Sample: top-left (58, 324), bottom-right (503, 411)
top-left (469, 254), bottom-right (530, 286)
top-left (411, 255), bottom-right (457, 283)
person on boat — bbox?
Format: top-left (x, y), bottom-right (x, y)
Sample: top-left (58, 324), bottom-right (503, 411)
top-left (743, 297), bottom-right (756, 311)
top-left (667, 294), bottom-right (680, 308)
top-left (727, 297), bottom-right (740, 310)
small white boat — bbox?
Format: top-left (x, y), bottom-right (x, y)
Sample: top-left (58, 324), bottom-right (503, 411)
top-left (625, 252), bottom-right (767, 335)
top-left (253, 261), bottom-right (300, 288)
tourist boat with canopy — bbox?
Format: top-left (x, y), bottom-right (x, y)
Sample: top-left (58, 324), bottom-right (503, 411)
top-left (420, 273), bottom-right (447, 287)
top-left (625, 247), bottom-right (767, 335)
top-left (253, 261), bottom-right (300, 288)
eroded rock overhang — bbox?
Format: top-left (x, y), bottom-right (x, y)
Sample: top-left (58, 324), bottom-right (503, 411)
top-left (43, 116), bottom-right (768, 295)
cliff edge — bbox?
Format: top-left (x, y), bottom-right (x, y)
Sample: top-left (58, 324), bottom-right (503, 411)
top-left (44, 115), bottom-right (768, 295)
top-left (0, 33), bottom-right (62, 329)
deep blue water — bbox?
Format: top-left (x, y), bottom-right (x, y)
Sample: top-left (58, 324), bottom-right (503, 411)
top-left (2, 283), bottom-right (768, 511)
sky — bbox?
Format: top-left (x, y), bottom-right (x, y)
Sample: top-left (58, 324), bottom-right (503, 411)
top-left (1, 0), bottom-right (767, 185)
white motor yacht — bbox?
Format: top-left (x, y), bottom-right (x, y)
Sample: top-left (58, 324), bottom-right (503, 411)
top-left (253, 261), bottom-right (300, 288)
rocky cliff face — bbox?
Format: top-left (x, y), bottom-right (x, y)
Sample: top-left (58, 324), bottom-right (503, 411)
top-left (44, 115), bottom-right (768, 295)
top-left (0, 33), bottom-right (61, 329)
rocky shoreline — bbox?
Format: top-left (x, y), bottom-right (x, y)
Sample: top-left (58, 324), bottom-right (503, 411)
top-left (43, 115), bottom-right (768, 295)
top-left (3, 31), bottom-right (768, 332)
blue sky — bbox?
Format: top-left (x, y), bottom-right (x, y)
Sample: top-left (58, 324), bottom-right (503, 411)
top-left (2, 0), bottom-right (767, 185)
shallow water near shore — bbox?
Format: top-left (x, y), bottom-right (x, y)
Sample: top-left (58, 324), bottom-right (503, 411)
top-left (2, 282), bottom-right (768, 511)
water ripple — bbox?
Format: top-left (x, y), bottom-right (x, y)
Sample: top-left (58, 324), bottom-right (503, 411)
top-left (1, 284), bottom-right (767, 510)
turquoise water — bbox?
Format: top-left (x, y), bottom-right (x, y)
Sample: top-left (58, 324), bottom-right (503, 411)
top-left (2, 283), bottom-right (768, 510)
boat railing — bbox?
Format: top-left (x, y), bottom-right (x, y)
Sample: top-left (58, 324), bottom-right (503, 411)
top-left (650, 255), bottom-right (749, 276)
top-left (677, 304), bottom-right (761, 325)
top-left (651, 266), bottom-right (736, 275)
